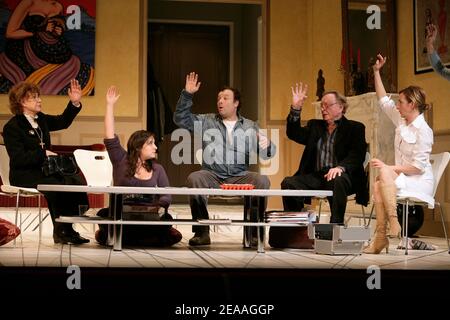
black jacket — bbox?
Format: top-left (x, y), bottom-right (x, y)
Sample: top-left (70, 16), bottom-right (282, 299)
top-left (2, 102), bottom-right (81, 187)
top-left (286, 112), bottom-right (369, 206)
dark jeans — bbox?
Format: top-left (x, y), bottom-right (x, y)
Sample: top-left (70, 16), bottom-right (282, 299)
top-left (186, 170), bottom-right (270, 233)
top-left (281, 171), bottom-right (353, 224)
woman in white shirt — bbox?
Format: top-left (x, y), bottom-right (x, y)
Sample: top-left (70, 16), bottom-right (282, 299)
top-left (364, 54), bottom-right (434, 254)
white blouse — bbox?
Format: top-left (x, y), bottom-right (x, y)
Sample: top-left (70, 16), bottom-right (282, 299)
top-left (378, 96), bottom-right (434, 206)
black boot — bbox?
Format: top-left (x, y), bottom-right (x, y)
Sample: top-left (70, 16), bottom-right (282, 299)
top-left (53, 223), bottom-right (89, 244)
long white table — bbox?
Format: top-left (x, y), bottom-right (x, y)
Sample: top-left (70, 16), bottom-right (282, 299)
top-left (37, 185), bottom-right (332, 252)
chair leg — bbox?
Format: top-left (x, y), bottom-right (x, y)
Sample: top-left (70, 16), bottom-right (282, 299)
top-left (318, 199), bottom-right (323, 222)
top-left (13, 191), bottom-right (20, 247)
top-left (360, 205), bottom-right (366, 227)
top-left (366, 204), bottom-right (375, 228)
top-left (402, 200), bottom-right (410, 255)
top-left (436, 202), bottom-right (450, 252)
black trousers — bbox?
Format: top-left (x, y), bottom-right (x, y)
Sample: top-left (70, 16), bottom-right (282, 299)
top-left (281, 171), bottom-right (353, 224)
top-left (38, 174), bottom-right (89, 231)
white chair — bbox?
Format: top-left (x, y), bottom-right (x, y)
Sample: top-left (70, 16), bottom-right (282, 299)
top-left (0, 145), bottom-right (45, 245)
top-left (73, 149), bottom-right (113, 187)
top-left (318, 152), bottom-right (372, 226)
top-left (397, 152), bottom-right (450, 255)
top-left (73, 149), bottom-right (113, 237)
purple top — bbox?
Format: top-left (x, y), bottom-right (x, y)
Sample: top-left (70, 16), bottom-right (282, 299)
top-left (104, 135), bottom-right (171, 208)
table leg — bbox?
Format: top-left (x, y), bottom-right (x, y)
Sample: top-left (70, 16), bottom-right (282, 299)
top-left (112, 194), bottom-right (123, 251)
top-left (243, 196), bottom-right (252, 248)
top-left (257, 196), bottom-right (265, 253)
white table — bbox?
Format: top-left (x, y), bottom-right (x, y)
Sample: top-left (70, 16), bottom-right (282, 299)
top-left (37, 185), bottom-right (332, 252)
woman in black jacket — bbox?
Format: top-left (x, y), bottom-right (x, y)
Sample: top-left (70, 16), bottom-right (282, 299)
top-left (3, 80), bottom-right (89, 244)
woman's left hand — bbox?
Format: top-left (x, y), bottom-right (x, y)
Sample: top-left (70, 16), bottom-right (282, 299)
top-left (68, 79), bottom-right (82, 106)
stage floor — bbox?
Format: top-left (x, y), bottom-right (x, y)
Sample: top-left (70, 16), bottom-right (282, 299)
top-left (1, 204), bottom-right (449, 309)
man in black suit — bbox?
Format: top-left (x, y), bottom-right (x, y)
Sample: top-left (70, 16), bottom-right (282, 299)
top-left (281, 83), bottom-right (368, 224)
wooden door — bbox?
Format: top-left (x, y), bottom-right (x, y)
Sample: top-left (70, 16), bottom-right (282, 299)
top-left (148, 23), bottom-right (230, 199)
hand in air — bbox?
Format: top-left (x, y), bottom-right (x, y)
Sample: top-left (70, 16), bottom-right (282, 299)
top-left (291, 82), bottom-right (308, 110)
top-left (68, 79), bottom-right (82, 106)
top-left (373, 54), bottom-right (386, 72)
top-left (185, 72), bottom-right (201, 94)
top-left (106, 86), bottom-right (120, 105)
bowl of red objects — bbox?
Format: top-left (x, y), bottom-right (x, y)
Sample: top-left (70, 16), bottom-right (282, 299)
top-left (220, 184), bottom-right (255, 190)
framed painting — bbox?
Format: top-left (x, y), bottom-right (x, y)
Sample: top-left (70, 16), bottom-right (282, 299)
top-left (0, 0), bottom-right (96, 95)
top-left (414, 0), bottom-right (450, 74)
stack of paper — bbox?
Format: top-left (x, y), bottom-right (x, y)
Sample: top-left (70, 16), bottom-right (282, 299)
top-left (265, 211), bottom-right (312, 223)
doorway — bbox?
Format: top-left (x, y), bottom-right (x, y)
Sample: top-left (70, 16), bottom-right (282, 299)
top-left (147, 1), bottom-right (263, 202)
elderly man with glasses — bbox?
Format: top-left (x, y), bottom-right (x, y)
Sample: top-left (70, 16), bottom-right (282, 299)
top-left (281, 84), bottom-right (369, 224)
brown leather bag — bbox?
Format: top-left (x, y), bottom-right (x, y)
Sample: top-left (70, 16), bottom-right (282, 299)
top-left (268, 226), bottom-right (314, 249)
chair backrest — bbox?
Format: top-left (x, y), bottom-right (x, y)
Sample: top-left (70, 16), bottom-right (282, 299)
top-left (0, 145), bottom-right (11, 186)
top-left (74, 149), bottom-right (113, 187)
top-left (363, 152), bottom-right (370, 169)
top-left (430, 152), bottom-right (450, 197)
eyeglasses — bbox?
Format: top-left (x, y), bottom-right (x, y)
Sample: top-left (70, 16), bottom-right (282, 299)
top-left (320, 102), bottom-right (339, 109)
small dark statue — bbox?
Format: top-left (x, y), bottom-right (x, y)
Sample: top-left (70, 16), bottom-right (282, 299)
top-left (316, 69), bottom-right (325, 101)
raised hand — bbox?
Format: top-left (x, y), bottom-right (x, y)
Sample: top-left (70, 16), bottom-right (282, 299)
top-left (373, 54), bottom-right (386, 72)
top-left (291, 82), bottom-right (308, 110)
top-left (185, 72), bottom-right (201, 94)
top-left (68, 79), bottom-right (82, 106)
top-left (106, 86), bottom-right (120, 106)
top-left (426, 24), bottom-right (437, 52)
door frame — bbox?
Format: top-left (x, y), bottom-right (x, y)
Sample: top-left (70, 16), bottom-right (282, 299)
top-left (141, 0), bottom-right (269, 127)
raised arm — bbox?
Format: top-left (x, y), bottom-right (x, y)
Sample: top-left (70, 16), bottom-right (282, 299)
top-left (373, 54), bottom-right (387, 100)
top-left (426, 23), bottom-right (437, 54)
top-left (105, 86), bottom-right (120, 139)
top-left (68, 79), bottom-right (82, 107)
top-left (173, 72), bottom-right (202, 131)
top-left (291, 82), bottom-right (308, 110)
top-left (426, 23), bottom-right (450, 81)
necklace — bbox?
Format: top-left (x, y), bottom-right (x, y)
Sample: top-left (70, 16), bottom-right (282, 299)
top-left (33, 126), bottom-right (45, 149)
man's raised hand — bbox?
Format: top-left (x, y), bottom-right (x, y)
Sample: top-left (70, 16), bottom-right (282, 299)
top-left (291, 82), bottom-right (308, 110)
top-left (185, 72), bottom-right (201, 94)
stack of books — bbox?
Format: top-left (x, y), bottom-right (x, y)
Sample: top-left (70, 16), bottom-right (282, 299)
top-left (265, 211), bottom-right (313, 223)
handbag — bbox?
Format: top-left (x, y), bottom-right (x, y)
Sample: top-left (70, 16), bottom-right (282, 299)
top-left (42, 154), bottom-right (78, 176)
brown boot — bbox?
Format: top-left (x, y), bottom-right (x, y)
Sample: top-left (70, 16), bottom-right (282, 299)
top-left (363, 202), bottom-right (389, 254)
top-left (380, 183), bottom-right (401, 238)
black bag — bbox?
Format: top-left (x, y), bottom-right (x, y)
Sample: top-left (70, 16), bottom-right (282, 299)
top-left (268, 226), bottom-right (314, 249)
top-left (42, 155), bottom-right (78, 176)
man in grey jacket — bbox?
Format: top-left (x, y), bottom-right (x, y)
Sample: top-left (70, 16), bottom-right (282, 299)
top-left (174, 72), bottom-right (276, 246)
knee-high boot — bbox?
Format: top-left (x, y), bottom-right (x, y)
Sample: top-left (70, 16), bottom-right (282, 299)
top-left (380, 183), bottom-right (401, 238)
top-left (363, 202), bottom-right (389, 254)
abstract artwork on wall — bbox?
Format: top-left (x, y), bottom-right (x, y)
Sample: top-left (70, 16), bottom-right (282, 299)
top-left (0, 0), bottom-right (96, 95)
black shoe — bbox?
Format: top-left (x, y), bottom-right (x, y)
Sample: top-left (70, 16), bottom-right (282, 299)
top-left (189, 232), bottom-right (211, 246)
top-left (53, 229), bottom-right (90, 244)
